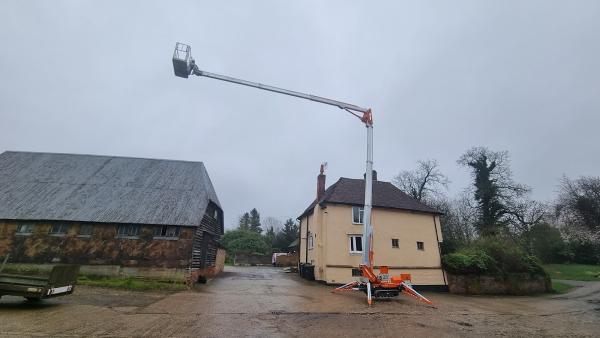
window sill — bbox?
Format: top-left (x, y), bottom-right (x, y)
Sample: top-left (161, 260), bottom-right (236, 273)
top-left (15, 233), bottom-right (33, 236)
top-left (349, 252), bottom-right (363, 255)
top-left (49, 234), bottom-right (67, 237)
top-left (351, 222), bottom-right (364, 225)
top-left (153, 236), bottom-right (180, 241)
top-left (77, 235), bottom-right (92, 238)
top-left (116, 236), bottom-right (140, 240)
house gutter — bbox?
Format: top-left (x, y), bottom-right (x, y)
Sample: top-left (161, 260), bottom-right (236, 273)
top-left (305, 215), bottom-right (310, 264)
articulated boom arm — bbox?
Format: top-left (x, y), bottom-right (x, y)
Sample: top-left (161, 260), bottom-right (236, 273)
top-left (172, 42), bottom-right (432, 307)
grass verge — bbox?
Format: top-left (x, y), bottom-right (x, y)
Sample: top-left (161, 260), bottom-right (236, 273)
top-left (542, 264), bottom-right (600, 281)
top-left (551, 281), bottom-right (575, 294)
top-left (77, 276), bottom-right (187, 291)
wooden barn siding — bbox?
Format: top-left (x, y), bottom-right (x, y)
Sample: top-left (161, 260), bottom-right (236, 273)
top-left (191, 203), bottom-right (222, 269)
top-left (0, 220), bottom-right (194, 268)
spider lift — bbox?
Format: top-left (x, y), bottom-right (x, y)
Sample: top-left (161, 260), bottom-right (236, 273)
top-left (172, 43), bottom-right (433, 306)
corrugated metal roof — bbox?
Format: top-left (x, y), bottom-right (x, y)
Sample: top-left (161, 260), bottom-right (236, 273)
top-left (0, 151), bottom-right (220, 226)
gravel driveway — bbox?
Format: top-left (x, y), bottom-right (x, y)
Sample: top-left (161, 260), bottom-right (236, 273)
top-left (1, 266), bottom-right (599, 337)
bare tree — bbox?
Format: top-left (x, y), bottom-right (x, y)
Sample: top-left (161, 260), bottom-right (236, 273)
top-left (506, 199), bottom-right (549, 235)
top-left (393, 159), bottom-right (449, 204)
top-left (431, 193), bottom-right (477, 252)
top-left (263, 216), bottom-right (283, 233)
top-left (505, 199), bottom-right (550, 253)
top-left (556, 175), bottom-right (600, 232)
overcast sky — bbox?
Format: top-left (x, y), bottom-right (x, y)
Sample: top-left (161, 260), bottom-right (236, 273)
top-left (1, 1), bottom-right (599, 228)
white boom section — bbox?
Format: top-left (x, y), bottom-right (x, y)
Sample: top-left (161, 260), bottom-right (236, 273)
top-left (188, 63), bottom-right (374, 268)
top-left (362, 124), bottom-right (373, 267)
top-left (192, 68), bottom-right (369, 113)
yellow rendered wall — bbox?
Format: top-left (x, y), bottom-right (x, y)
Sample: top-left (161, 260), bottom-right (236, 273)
top-left (321, 204), bottom-right (446, 285)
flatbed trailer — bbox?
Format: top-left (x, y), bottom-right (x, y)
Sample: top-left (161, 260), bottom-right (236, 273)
top-left (0, 265), bottom-right (80, 301)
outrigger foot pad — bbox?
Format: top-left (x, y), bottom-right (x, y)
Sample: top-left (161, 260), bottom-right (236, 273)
top-left (400, 281), bottom-right (435, 307)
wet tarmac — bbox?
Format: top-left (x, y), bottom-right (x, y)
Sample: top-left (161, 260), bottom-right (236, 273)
top-left (1, 266), bottom-right (599, 337)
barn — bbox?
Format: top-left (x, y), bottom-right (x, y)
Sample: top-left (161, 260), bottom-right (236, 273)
top-left (0, 151), bottom-right (224, 281)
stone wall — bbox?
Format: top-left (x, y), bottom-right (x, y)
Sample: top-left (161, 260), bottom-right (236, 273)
top-left (189, 248), bottom-right (226, 283)
top-left (275, 253), bottom-right (298, 267)
top-left (0, 220), bottom-right (194, 268)
top-left (2, 263), bottom-right (189, 281)
top-left (447, 273), bottom-right (552, 295)
top-left (233, 252), bottom-right (272, 266)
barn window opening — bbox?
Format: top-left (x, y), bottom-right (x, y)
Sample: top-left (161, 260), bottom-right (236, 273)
top-left (49, 223), bottom-right (69, 235)
top-left (116, 224), bottom-right (140, 238)
top-left (153, 226), bottom-right (180, 239)
top-left (79, 224), bottom-right (93, 237)
top-left (16, 223), bottom-right (36, 235)
top-left (352, 206), bottom-right (364, 224)
top-left (417, 241), bottom-right (425, 251)
top-left (392, 238), bottom-right (399, 248)
top-left (349, 235), bottom-right (363, 253)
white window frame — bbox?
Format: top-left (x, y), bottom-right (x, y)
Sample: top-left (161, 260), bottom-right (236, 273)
top-left (352, 206), bottom-right (364, 224)
top-left (116, 224), bottom-right (140, 238)
top-left (16, 223), bottom-right (36, 235)
top-left (349, 235), bottom-right (363, 254)
top-left (49, 223), bottom-right (69, 236)
top-left (78, 224), bottom-right (93, 237)
top-left (307, 232), bottom-right (314, 250)
top-left (153, 225), bottom-right (180, 240)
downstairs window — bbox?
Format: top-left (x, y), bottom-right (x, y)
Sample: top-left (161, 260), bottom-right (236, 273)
top-left (349, 235), bottom-right (363, 253)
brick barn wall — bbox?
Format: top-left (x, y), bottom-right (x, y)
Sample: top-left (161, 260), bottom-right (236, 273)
top-left (0, 220), bottom-right (194, 268)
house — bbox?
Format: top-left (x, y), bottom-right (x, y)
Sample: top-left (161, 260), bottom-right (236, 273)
top-left (0, 151), bottom-right (224, 281)
top-left (298, 169), bottom-right (447, 290)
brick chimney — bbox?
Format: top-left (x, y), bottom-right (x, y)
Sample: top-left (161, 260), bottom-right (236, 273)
top-left (317, 163), bottom-right (326, 201)
top-left (363, 170), bottom-right (377, 181)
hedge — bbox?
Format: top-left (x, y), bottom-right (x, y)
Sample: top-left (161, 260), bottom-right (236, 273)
top-left (443, 238), bottom-right (546, 277)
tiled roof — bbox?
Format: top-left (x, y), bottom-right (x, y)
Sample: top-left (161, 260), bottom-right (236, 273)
top-left (299, 177), bottom-right (440, 218)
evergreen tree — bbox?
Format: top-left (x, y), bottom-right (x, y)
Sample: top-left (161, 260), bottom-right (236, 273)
top-left (239, 212), bottom-right (250, 231)
top-left (281, 218), bottom-right (299, 245)
top-left (264, 226), bottom-right (276, 252)
top-left (249, 208), bottom-right (262, 233)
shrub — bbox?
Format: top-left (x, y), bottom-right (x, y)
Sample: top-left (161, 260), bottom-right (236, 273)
top-left (221, 229), bottom-right (269, 255)
top-left (443, 237), bottom-right (547, 277)
top-left (528, 223), bottom-right (571, 263)
top-left (568, 239), bottom-right (600, 265)
top-left (442, 249), bottom-right (495, 274)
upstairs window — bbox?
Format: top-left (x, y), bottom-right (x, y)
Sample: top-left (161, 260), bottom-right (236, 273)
top-left (352, 206), bottom-right (364, 224)
top-left (349, 235), bottom-right (363, 253)
top-left (307, 232), bottom-right (314, 250)
top-left (16, 223), bottom-right (36, 235)
top-left (79, 224), bottom-right (93, 237)
top-left (153, 226), bottom-right (180, 239)
top-left (116, 224), bottom-right (140, 238)
top-left (417, 241), bottom-right (425, 251)
top-left (49, 223), bottom-right (69, 235)
top-left (391, 238), bottom-right (399, 248)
